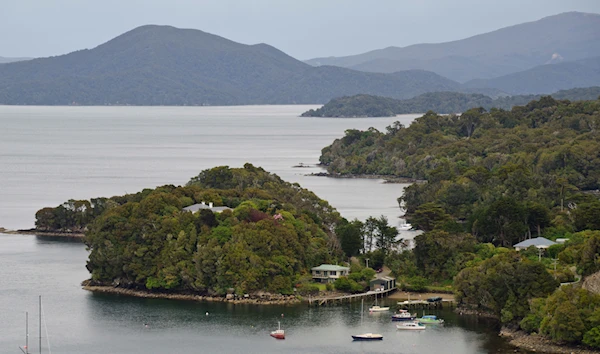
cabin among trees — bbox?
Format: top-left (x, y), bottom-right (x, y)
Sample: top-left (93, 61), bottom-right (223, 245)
top-left (311, 264), bottom-right (350, 283)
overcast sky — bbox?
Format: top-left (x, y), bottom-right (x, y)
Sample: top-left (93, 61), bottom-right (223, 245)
top-left (1, 0), bottom-right (600, 60)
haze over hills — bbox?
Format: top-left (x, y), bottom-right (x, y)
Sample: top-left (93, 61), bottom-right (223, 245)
top-left (0, 25), bottom-right (465, 106)
top-left (305, 12), bottom-right (600, 83)
top-left (0, 56), bottom-right (31, 64)
top-left (463, 56), bottom-right (600, 94)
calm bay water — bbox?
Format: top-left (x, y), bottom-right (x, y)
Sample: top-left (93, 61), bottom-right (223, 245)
top-left (0, 105), bottom-right (516, 353)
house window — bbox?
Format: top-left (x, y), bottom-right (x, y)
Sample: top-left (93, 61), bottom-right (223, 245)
top-left (323, 271), bottom-right (328, 276)
top-left (330, 271), bottom-right (336, 276)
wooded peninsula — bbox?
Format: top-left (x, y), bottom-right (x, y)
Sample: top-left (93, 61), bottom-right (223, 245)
top-left (301, 87), bottom-right (600, 117)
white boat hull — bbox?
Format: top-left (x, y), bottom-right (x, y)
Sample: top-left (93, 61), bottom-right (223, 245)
top-left (397, 322), bottom-right (426, 330)
top-left (369, 306), bottom-right (390, 312)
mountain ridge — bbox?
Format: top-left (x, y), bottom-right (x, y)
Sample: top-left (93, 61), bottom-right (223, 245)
top-left (305, 12), bottom-right (600, 82)
top-left (0, 25), bottom-right (466, 106)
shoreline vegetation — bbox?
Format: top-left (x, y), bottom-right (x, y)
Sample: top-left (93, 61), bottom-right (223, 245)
top-left (307, 171), bottom-right (425, 184)
top-left (82, 282), bottom-right (302, 305)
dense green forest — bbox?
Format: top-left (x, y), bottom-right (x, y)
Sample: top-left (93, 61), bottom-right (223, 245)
top-left (39, 164), bottom-right (349, 295)
top-left (317, 96), bottom-right (600, 348)
top-left (301, 87), bottom-right (600, 117)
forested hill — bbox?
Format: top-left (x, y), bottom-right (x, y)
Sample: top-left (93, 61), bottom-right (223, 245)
top-left (36, 164), bottom-right (343, 295)
top-left (301, 87), bottom-right (600, 117)
top-left (320, 96), bottom-right (600, 242)
top-left (0, 25), bottom-right (462, 105)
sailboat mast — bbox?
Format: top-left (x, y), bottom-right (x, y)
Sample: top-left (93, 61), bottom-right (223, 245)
top-left (39, 296), bottom-right (41, 354)
top-left (26, 312), bottom-right (29, 354)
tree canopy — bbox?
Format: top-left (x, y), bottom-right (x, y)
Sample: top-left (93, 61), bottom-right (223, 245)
top-left (78, 164), bottom-right (344, 295)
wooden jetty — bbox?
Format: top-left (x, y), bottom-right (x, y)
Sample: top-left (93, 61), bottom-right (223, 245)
top-left (308, 288), bottom-right (396, 306)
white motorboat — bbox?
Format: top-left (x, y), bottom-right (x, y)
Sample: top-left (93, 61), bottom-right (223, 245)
top-left (391, 309), bottom-right (416, 321)
top-left (396, 321), bottom-right (426, 330)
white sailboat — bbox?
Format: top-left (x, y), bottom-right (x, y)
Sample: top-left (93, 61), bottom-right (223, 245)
top-left (20, 296), bottom-right (49, 354)
top-left (19, 311), bottom-right (30, 354)
top-left (352, 299), bottom-right (383, 341)
top-left (368, 292), bottom-right (390, 312)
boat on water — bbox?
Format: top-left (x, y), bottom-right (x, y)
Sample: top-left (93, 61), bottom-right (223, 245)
top-left (270, 321), bottom-right (285, 339)
top-left (369, 293), bottom-right (389, 312)
top-left (396, 321), bottom-right (426, 330)
top-left (352, 333), bottom-right (384, 340)
top-left (418, 315), bottom-right (444, 325)
top-left (352, 299), bottom-right (383, 341)
top-left (391, 309), bottom-right (416, 321)
top-left (368, 305), bottom-right (390, 312)
top-left (398, 223), bottom-right (412, 231)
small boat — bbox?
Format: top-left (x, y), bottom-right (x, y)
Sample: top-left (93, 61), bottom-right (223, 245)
top-left (398, 223), bottom-right (412, 231)
top-left (391, 309), bottom-right (416, 321)
top-left (270, 321), bottom-right (285, 340)
top-left (418, 315), bottom-right (444, 325)
top-left (397, 321), bottom-right (426, 330)
top-left (368, 305), bottom-right (390, 312)
top-left (369, 293), bottom-right (390, 312)
top-left (352, 299), bottom-right (383, 341)
top-left (352, 333), bottom-right (384, 341)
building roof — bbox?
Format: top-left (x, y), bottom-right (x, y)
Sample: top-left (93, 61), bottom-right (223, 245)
top-left (182, 203), bottom-right (232, 213)
top-left (210, 206), bottom-right (232, 213)
top-left (183, 204), bottom-right (210, 212)
top-left (514, 237), bottom-right (557, 249)
top-left (370, 276), bottom-right (396, 284)
top-left (311, 264), bottom-right (350, 271)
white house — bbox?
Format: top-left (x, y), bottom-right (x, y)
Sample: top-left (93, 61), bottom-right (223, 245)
top-left (513, 237), bottom-right (557, 251)
top-left (182, 201), bottom-right (232, 213)
top-left (311, 264), bottom-right (350, 283)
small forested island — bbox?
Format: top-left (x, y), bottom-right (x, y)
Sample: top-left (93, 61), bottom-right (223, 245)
top-left (300, 87), bottom-right (600, 117)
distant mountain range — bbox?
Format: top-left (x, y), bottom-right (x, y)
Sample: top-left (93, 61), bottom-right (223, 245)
top-left (0, 56), bottom-right (31, 64)
top-left (305, 12), bottom-right (600, 83)
top-left (463, 56), bottom-right (600, 94)
top-left (0, 12), bottom-right (598, 106)
top-left (0, 26), bottom-right (471, 106)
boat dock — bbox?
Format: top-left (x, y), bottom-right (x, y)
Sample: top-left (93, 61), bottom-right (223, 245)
top-left (396, 298), bottom-right (455, 309)
top-left (308, 288), bottom-right (396, 306)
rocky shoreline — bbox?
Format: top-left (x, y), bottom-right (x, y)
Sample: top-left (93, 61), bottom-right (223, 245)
top-left (307, 172), bottom-right (423, 184)
top-left (82, 284), bottom-right (302, 305)
top-left (500, 328), bottom-right (600, 354)
top-left (0, 227), bottom-right (84, 238)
